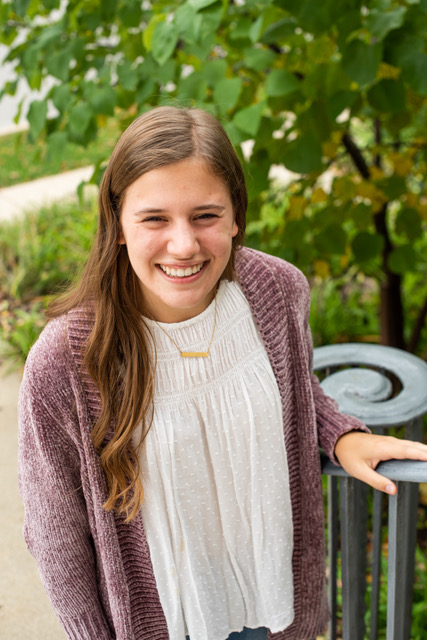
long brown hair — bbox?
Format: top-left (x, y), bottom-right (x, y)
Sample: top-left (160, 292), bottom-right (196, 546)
top-left (48, 106), bottom-right (248, 521)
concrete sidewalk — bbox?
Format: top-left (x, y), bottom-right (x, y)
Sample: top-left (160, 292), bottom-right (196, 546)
top-left (0, 165), bottom-right (94, 223)
top-left (0, 167), bottom-right (88, 637)
top-left (0, 364), bottom-right (66, 639)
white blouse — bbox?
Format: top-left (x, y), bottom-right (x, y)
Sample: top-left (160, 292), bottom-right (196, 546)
top-left (139, 280), bottom-right (294, 640)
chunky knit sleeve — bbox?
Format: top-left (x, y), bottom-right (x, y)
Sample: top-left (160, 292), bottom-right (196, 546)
top-left (237, 248), bottom-right (370, 464)
top-left (18, 317), bottom-right (114, 639)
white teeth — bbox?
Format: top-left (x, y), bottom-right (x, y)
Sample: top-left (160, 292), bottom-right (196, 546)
top-left (159, 262), bottom-right (204, 277)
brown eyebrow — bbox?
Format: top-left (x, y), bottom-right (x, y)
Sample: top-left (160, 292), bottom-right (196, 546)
top-left (132, 204), bottom-right (226, 216)
top-left (193, 204), bottom-right (225, 212)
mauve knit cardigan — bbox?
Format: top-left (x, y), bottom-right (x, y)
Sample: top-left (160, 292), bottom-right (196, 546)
top-left (18, 247), bottom-right (368, 640)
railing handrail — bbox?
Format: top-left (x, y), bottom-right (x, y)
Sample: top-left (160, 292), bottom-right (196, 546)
top-left (322, 455), bottom-right (427, 483)
top-left (314, 342), bottom-right (427, 640)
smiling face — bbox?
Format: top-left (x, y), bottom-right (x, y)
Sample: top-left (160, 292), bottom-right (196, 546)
top-left (118, 158), bottom-right (238, 323)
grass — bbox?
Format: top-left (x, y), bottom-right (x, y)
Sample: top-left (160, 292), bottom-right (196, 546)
top-left (0, 117), bottom-right (123, 188)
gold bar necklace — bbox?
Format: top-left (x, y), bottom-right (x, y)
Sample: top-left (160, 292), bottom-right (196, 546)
top-left (151, 289), bottom-right (218, 358)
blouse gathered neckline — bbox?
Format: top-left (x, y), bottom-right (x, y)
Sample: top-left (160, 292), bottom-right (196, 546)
top-left (138, 280), bottom-right (294, 640)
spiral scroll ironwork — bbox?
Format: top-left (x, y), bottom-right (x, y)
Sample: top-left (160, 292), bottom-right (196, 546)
top-left (313, 343), bottom-right (427, 427)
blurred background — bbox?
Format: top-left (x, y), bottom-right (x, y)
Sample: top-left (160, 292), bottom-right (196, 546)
top-left (1, 0), bottom-right (427, 637)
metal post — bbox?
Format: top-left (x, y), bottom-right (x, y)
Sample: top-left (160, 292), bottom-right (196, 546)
top-left (327, 475), bottom-right (338, 640)
top-left (387, 482), bottom-right (409, 639)
top-left (339, 477), bottom-right (366, 640)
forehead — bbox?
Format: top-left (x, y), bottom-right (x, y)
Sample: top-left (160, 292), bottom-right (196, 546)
top-left (123, 159), bottom-right (231, 207)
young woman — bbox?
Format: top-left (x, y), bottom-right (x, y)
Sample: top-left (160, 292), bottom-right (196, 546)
top-left (18, 106), bottom-right (427, 640)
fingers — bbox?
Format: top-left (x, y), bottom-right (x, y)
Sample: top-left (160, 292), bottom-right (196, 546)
top-left (387, 439), bottom-right (427, 462)
top-left (351, 464), bottom-right (397, 495)
top-left (334, 431), bottom-right (427, 495)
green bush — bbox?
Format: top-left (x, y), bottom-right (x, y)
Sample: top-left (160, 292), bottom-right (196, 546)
top-left (0, 196), bottom-right (97, 367)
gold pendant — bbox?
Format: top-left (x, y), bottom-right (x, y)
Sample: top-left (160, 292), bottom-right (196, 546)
top-left (181, 352), bottom-right (209, 358)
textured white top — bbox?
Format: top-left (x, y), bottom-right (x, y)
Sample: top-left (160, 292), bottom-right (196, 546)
top-left (139, 280), bottom-right (294, 640)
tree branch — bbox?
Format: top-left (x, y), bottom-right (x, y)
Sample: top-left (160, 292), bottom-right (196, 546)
top-left (342, 132), bottom-right (371, 180)
top-left (407, 293), bottom-right (427, 353)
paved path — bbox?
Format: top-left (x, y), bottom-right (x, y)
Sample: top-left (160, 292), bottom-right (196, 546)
top-left (0, 364), bottom-right (66, 639)
top-left (0, 164), bottom-right (88, 637)
top-left (0, 166), bottom-right (94, 223)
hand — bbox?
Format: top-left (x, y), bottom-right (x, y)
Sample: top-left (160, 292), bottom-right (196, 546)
top-left (334, 431), bottom-right (427, 495)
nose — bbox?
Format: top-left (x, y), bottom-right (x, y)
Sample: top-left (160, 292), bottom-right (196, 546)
top-left (167, 221), bottom-right (200, 258)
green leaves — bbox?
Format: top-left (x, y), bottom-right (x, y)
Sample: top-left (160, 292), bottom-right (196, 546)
top-left (68, 103), bottom-right (93, 137)
top-left (341, 40), bottom-right (383, 86)
top-left (395, 208), bottom-right (422, 241)
top-left (27, 101), bottom-right (48, 140)
top-left (365, 7), bottom-right (406, 41)
top-left (352, 232), bottom-right (384, 263)
top-left (188, 0), bottom-right (219, 9)
top-left (84, 85), bottom-right (116, 116)
top-left (46, 50), bottom-right (72, 83)
top-left (151, 21), bottom-right (179, 66)
top-left (282, 136), bottom-right (323, 174)
top-left (244, 47), bottom-right (277, 71)
top-left (388, 245), bottom-right (417, 274)
top-left (265, 69), bottom-right (300, 97)
top-left (3, 0), bottom-right (427, 306)
top-left (214, 78), bottom-right (243, 115)
top-left (314, 223), bottom-right (347, 255)
top-left (233, 103), bottom-right (265, 137)
top-left (367, 79), bottom-right (406, 113)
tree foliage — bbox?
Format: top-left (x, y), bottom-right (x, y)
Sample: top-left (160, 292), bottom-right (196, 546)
top-left (1, 0), bottom-right (427, 350)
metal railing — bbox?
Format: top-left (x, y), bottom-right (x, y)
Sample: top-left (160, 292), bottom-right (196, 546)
top-left (313, 344), bottom-right (427, 640)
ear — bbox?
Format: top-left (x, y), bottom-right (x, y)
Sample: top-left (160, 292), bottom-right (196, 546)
top-left (231, 221), bottom-right (238, 238)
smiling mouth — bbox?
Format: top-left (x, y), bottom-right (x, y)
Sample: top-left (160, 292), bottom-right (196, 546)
top-left (158, 261), bottom-right (206, 278)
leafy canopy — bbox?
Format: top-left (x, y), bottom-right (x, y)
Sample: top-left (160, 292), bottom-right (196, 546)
top-left (2, 0), bottom-right (427, 346)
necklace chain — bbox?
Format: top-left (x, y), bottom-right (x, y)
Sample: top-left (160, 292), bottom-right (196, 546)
top-left (150, 290), bottom-right (218, 358)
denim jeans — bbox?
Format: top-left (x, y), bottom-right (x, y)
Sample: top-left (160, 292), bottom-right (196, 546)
top-left (186, 627), bottom-right (268, 640)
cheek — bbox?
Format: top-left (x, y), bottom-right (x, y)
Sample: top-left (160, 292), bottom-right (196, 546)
top-left (208, 229), bottom-right (235, 258)
top-left (128, 234), bottom-right (163, 263)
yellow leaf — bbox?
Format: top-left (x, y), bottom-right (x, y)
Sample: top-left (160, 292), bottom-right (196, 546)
top-left (417, 202), bottom-right (427, 221)
top-left (313, 260), bottom-right (330, 278)
top-left (406, 192), bottom-right (418, 208)
top-left (389, 152), bottom-right (413, 177)
top-left (331, 130), bottom-right (343, 145)
top-left (311, 187), bottom-right (328, 204)
top-left (333, 176), bottom-right (357, 201)
top-left (340, 248), bottom-right (351, 269)
top-left (372, 196), bottom-right (387, 213)
top-left (354, 180), bottom-right (387, 210)
top-left (96, 114), bottom-right (108, 128)
top-left (322, 140), bottom-right (338, 159)
top-left (369, 166), bottom-right (384, 181)
top-left (355, 181), bottom-right (376, 199)
top-left (307, 35), bottom-right (336, 64)
top-left (287, 195), bottom-right (307, 220)
top-left (377, 62), bottom-right (401, 80)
